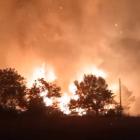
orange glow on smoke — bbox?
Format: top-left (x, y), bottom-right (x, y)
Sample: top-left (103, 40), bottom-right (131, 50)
top-left (108, 84), bottom-right (119, 92)
top-left (75, 65), bottom-right (107, 82)
top-left (27, 63), bottom-right (57, 87)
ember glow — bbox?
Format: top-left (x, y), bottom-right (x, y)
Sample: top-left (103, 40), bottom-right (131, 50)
top-left (76, 108), bottom-right (86, 116)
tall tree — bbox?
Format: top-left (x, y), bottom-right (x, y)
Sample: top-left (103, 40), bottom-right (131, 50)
top-left (69, 74), bottom-right (115, 116)
top-left (0, 68), bottom-right (27, 110)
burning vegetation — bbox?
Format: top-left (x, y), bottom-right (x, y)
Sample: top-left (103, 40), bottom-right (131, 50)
top-left (0, 63), bottom-right (125, 116)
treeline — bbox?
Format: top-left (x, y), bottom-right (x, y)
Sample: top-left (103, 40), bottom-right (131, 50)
top-left (0, 68), bottom-right (123, 117)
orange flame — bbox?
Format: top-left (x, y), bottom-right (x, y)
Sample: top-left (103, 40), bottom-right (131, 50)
top-left (27, 63), bottom-right (110, 115)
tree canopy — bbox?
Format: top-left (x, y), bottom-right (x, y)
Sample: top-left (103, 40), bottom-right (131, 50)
top-left (0, 68), bottom-right (27, 110)
top-left (26, 78), bottom-right (62, 116)
top-left (69, 74), bottom-right (115, 115)
top-left (120, 85), bottom-right (135, 114)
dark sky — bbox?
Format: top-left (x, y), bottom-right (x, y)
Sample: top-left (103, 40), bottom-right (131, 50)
top-left (0, 0), bottom-right (140, 115)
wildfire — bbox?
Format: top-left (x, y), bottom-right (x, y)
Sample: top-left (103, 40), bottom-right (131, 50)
top-left (69, 82), bottom-right (79, 101)
top-left (76, 108), bottom-right (86, 116)
top-left (44, 97), bottom-right (53, 106)
top-left (27, 63), bottom-right (57, 87)
top-left (57, 93), bottom-right (71, 114)
top-left (69, 82), bottom-right (77, 94)
top-left (27, 62), bottom-right (110, 115)
top-left (33, 62), bottom-right (46, 82)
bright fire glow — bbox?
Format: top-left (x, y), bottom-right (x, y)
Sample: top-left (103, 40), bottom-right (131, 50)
top-left (76, 65), bottom-right (107, 82)
top-left (27, 63), bottom-right (108, 115)
top-left (58, 93), bottom-right (71, 114)
top-left (33, 62), bottom-right (46, 82)
top-left (40, 89), bottom-right (53, 106)
top-left (76, 108), bottom-right (86, 116)
top-left (69, 83), bottom-right (77, 94)
top-left (27, 63), bottom-right (57, 87)
top-left (109, 84), bottom-right (119, 92)
top-left (58, 93), bottom-right (71, 105)
top-left (27, 63), bottom-right (57, 106)
top-left (45, 66), bottom-right (57, 82)
top-left (104, 104), bottom-right (115, 110)
top-left (40, 90), bottom-right (48, 97)
top-left (72, 94), bottom-right (79, 101)
top-left (44, 97), bottom-right (53, 106)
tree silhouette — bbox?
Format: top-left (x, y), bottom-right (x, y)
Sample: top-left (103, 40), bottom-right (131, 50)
top-left (25, 82), bottom-right (46, 116)
top-left (26, 78), bottom-right (62, 116)
top-left (69, 74), bottom-right (115, 116)
top-left (120, 85), bottom-right (135, 114)
top-left (37, 78), bottom-right (61, 98)
top-left (0, 68), bottom-right (27, 111)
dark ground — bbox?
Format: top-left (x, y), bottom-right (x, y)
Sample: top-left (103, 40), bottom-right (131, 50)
top-left (0, 116), bottom-right (140, 140)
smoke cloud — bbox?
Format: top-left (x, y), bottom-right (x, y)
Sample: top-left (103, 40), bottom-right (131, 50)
top-left (0, 0), bottom-right (140, 115)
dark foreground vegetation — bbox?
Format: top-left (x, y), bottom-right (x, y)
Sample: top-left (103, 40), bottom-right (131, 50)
top-left (0, 116), bottom-right (140, 140)
top-left (0, 68), bottom-right (138, 139)
top-left (0, 68), bottom-right (123, 116)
